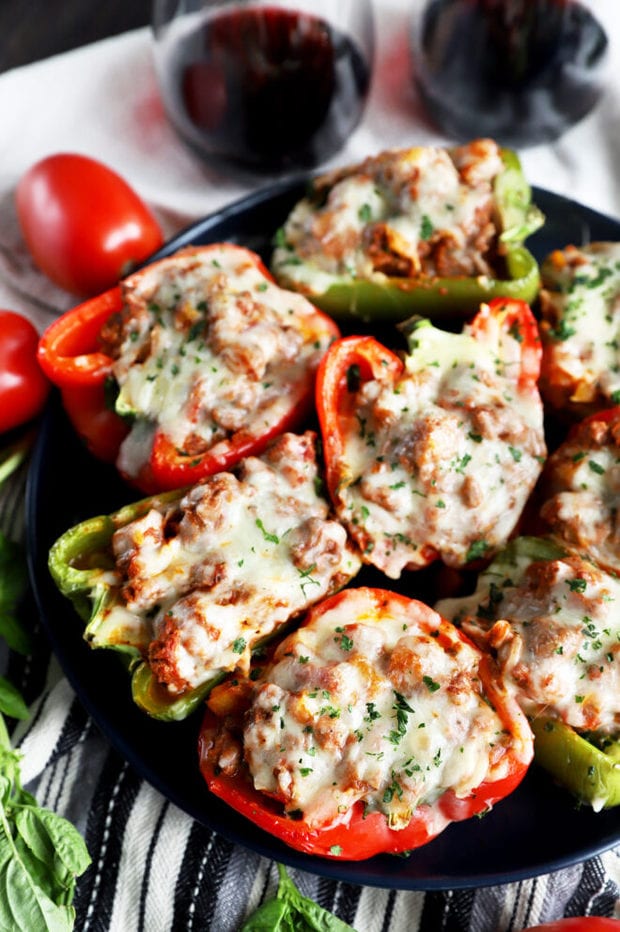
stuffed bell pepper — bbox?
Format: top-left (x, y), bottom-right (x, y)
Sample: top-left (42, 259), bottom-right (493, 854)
top-left (198, 586), bottom-right (533, 860)
top-left (537, 404), bottom-right (620, 576)
top-left (271, 138), bottom-right (544, 323)
top-left (37, 243), bottom-right (341, 493)
top-left (436, 537), bottom-right (620, 810)
top-left (315, 297), bottom-right (546, 578)
top-left (539, 242), bottom-right (620, 419)
top-left (48, 432), bottom-right (362, 720)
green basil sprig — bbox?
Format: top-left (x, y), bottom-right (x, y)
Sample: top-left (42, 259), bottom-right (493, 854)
top-left (241, 863), bottom-right (357, 932)
top-left (0, 525), bottom-right (91, 929)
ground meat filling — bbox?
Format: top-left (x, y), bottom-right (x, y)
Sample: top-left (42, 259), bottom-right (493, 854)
top-left (271, 138), bottom-right (507, 296)
top-left (333, 320), bottom-right (546, 577)
top-left (539, 408), bottom-right (620, 574)
top-left (440, 552), bottom-right (620, 735)
top-left (99, 432), bottom-right (361, 694)
top-left (98, 245), bottom-right (334, 479)
top-left (539, 242), bottom-right (620, 417)
top-left (231, 590), bottom-right (517, 830)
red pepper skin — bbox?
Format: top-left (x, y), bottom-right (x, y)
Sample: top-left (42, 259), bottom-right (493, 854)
top-left (198, 587), bottom-right (532, 861)
top-left (37, 286), bottom-right (128, 462)
top-left (466, 297), bottom-right (542, 391)
top-left (145, 392), bottom-right (313, 493)
top-left (315, 298), bottom-right (542, 570)
top-left (37, 244), bottom-right (341, 490)
top-left (314, 335), bottom-right (440, 566)
top-left (523, 921), bottom-right (620, 931)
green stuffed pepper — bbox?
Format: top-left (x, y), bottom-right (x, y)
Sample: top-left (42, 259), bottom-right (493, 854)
top-left (271, 139), bottom-right (544, 324)
top-left (436, 536), bottom-right (620, 810)
top-left (48, 431), bottom-right (361, 721)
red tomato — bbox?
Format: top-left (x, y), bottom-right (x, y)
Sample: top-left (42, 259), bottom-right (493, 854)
top-left (0, 311), bottom-right (50, 433)
top-left (15, 153), bottom-right (164, 297)
top-left (523, 920), bottom-right (620, 931)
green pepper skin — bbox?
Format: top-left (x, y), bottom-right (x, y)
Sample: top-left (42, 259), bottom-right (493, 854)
top-left (314, 243), bottom-right (541, 323)
top-left (281, 148), bottom-right (544, 324)
top-left (48, 490), bottom-right (219, 722)
top-left (531, 717), bottom-right (620, 811)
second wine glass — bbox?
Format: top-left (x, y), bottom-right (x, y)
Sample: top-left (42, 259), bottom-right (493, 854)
top-left (151, 0), bottom-right (375, 176)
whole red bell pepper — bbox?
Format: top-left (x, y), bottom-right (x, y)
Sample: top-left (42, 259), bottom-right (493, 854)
top-left (315, 297), bottom-right (545, 577)
top-left (37, 243), bottom-right (341, 492)
top-left (198, 587), bottom-right (533, 860)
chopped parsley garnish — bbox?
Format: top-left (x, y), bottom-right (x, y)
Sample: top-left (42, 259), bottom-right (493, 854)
top-left (465, 539), bottom-right (489, 563)
top-left (549, 319), bottom-right (576, 341)
top-left (255, 518), bottom-right (280, 544)
top-left (420, 215), bottom-right (434, 241)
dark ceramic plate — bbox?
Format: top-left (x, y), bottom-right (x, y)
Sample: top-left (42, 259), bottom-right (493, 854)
top-left (26, 180), bottom-right (620, 891)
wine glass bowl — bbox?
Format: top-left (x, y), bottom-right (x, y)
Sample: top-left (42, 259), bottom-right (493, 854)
top-left (151, 0), bottom-right (374, 175)
top-left (410, 0), bottom-right (610, 148)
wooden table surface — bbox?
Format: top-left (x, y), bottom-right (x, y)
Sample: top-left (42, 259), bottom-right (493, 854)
top-left (0, 0), bottom-right (152, 73)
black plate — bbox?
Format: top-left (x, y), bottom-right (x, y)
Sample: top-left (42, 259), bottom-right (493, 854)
top-left (26, 180), bottom-right (620, 891)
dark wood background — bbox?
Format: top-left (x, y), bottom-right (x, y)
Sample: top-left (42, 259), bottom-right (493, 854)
top-left (0, 0), bottom-right (153, 73)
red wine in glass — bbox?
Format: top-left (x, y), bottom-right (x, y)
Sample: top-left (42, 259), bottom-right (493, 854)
top-left (412, 0), bottom-right (609, 147)
top-left (154, 5), bottom-right (372, 174)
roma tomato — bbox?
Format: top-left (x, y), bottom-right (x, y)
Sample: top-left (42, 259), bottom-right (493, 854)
top-left (0, 311), bottom-right (50, 433)
top-left (523, 920), bottom-right (620, 931)
top-left (15, 153), bottom-right (164, 297)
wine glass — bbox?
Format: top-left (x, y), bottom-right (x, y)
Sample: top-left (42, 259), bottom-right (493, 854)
top-left (410, 0), bottom-right (610, 147)
top-left (151, 0), bottom-right (375, 176)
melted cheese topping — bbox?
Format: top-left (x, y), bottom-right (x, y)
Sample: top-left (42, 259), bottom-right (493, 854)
top-left (93, 433), bottom-right (361, 693)
top-left (101, 245), bottom-right (333, 479)
top-left (335, 318), bottom-right (545, 577)
top-left (540, 409), bottom-right (620, 574)
top-left (540, 242), bottom-right (620, 413)
top-left (271, 139), bottom-right (504, 296)
top-left (438, 546), bottom-right (620, 734)
top-left (242, 589), bottom-right (515, 829)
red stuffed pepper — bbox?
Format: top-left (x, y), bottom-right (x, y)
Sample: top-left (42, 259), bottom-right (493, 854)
top-left (37, 243), bottom-right (340, 492)
top-left (315, 298), bottom-right (546, 578)
top-left (198, 587), bottom-right (533, 860)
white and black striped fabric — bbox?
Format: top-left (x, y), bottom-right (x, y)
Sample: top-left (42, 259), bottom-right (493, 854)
top-left (2, 470), bottom-right (619, 931)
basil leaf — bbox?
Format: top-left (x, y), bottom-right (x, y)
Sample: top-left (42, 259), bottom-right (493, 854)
top-left (0, 612), bottom-right (32, 656)
top-left (276, 865), bottom-right (357, 932)
top-left (0, 678), bottom-right (29, 721)
top-left (0, 536), bottom-right (27, 614)
top-left (0, 857), bottom-right (75, 931)
top-left (239, 896), bottom-right (291, 931)
top-left (292, 896), bottom-right (358, 932)
top-left (0, 817), bottom-right (75, 932)
top-left (17, 807), bottom-right (91, 879)
top-left (0, 532), bottom-right (32, 657)
top-left (12, 834), bottom-right (69, 905)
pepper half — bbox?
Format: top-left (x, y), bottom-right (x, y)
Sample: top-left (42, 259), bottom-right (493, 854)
top-left (315, 298), bottom-right (545, 577)
top-left (436, 536), bottom-right (620, 810)
top-left (271, 144), bottom-right (544, 323)
top-left (47, 491), bottom-right (207, 721)
top-left (48, 432), bottom-right (362, 721)
top-left (37, 243), bottom-right (341, 493)
top-left (198, 587), bottom-right (533, 860)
